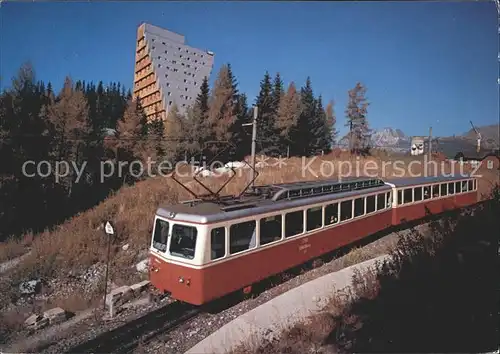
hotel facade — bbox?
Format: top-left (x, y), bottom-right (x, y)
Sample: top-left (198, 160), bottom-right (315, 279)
top-left (133, 23), bottom-right (215, 121)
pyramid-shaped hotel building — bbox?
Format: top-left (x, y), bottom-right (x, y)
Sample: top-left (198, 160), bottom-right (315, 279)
top-left (133, 23), bottom-right (215, 121)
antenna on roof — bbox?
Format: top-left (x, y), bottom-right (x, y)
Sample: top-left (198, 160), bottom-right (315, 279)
top-left (469, 120), bottom-right (482, 154)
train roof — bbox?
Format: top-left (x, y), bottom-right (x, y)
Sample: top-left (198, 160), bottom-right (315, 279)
top-left (385, 174), bottom-right (473, 188)
top-left (156, 174), bottom-right (476, 224)
top-left (157, 176), bottom-right (391, 224)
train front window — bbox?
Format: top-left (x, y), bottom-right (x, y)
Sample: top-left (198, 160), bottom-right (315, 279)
top-left (169, 224), bottom-right (197, 260)
top-left (152, 218), bottom-right (169, 252)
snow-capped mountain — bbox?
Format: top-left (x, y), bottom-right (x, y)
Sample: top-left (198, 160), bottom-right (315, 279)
top-left (337, 127), bottom-right (411, 152)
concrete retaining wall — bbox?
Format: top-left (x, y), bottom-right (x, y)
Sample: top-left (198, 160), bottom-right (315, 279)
top-left (185, 254), bottom-right (391, 354)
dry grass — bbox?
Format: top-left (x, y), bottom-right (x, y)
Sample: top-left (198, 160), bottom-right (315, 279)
top-left (0, 153), bottom-right (497, 311)
top-left (341, 247), bottom-right (373, 268)
top-left (0, 232), bottom-right (34, 264)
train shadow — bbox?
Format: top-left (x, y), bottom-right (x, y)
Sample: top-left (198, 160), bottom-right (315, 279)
top-left (201, 205), bottom-right (472, 315)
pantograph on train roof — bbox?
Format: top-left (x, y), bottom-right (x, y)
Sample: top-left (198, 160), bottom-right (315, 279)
top-left (170, 160), bottom-right (386, 210)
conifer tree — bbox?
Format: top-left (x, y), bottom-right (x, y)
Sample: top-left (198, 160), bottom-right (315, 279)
top-left (148, 106), bottom-right (166, 161)
top-left (196, 76), bottom-right (210, 114)
top-left (43, 76), bottom-right (93, 196)
top-left (325, 100), bottom-right (338, 146)
top-left (345, 82), bottom-right (371, 154)
top-left (295, 77), bottom-right (320, 156)
top-left (275, 82), bottom-right (301, 157)
top-left (183, 76), bottom-right (210, 159)
top-left (271, 72), bottom-right (284, 116)
top-left (230, 93), bottom-right (251, 160)
top-left (116, 98), bottom-right (148, 181)
top-left (313, 95), bottom-right (333, 153)
top-left (163, 103), bottom-right (185, 162)
top-left (255, 71), bottom-right (277, 156)
top-left (207, 64), bottom-right (237, 161)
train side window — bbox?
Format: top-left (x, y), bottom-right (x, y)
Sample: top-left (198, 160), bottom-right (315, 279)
top-left (462, 181), bottom-right (468, 192)
top-left (455, 181), bottom-right (461, 193)
top-left (474, 179), bottom-right (477, 190)
top-left (152, 218), bottom-right (169, 252)
top-left (432, 184), bottom-right (440, 198)
top-left (285, 210), bottom-right (304, 238)
top-left (377, 193), bottom-right (386, 210)
top-left (448, 182), bottom-right (455, 194)
top-left (468, 180), bottom-right (473, 191)
top-left (260, 215), bottom-right (282, 246)
top-left (423, 186), bottom-right (431, 199)
top-left (414, 187), bottom-right (423, 201)
top-left (229, 220), bottom-right (256, 254)
top-left (340, 200), bottom-right (353, 221)
top-left (210, 227), bottom-right (225, 260)
top-left (397, 190), bottom-right (402, 205)
top-left (307, 206), bottom-right (323, 231)
top-left (324, 203), bottom-right (339, 225)
top-left (354, 198), bottom-right (365, 217)
top-left (403, 188), bottom-right (413, 203)
top-left (170, 224), bottom-right (197, 260)
top-left (366, 195), bottom-right (376, 213)
top-left (441, 183), bottom-right (448, 196)
top-left (386, 192), bottom-right (392, 207)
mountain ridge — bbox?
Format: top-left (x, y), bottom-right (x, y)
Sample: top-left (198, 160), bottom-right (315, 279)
top-left (336, 124), bottom-right (499, 156)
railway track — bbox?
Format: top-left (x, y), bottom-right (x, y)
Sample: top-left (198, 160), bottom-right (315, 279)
top-left (64, 300), bottom-right (200, 354)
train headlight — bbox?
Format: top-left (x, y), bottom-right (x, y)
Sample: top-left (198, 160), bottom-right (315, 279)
top-left (178, 277), bottom-right (184, 283)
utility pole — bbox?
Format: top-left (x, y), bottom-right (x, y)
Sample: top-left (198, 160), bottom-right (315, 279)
top-left (242, 106), bottom-right (258, 188)
top-left (428, 126), bottom-right (432, 161)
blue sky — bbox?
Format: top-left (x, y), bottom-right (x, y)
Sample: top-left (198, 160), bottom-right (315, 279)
top-left (1, 1), bottom-right (498, 137)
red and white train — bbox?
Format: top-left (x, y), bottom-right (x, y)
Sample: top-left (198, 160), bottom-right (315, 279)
top-left (148, 175), bottom-right (478, 305)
